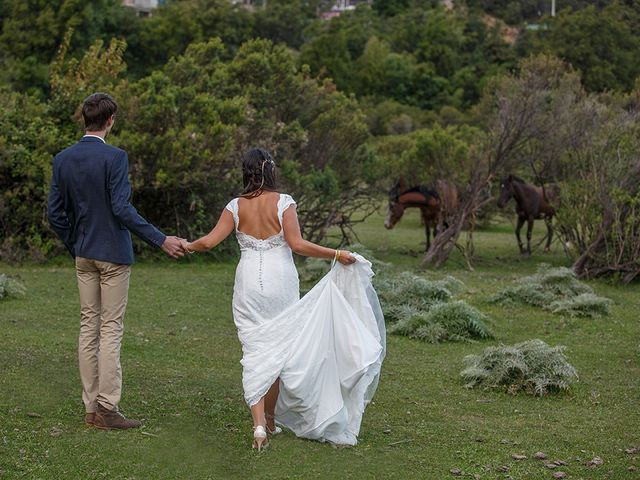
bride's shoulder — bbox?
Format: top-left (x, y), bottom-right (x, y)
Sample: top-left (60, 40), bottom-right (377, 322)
top-left (278, 192), bottom-right (296, 202)
top-left (225, 197), bottom-right (239, 210)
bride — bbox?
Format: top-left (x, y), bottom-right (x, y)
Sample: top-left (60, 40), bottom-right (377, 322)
top-left (184, 148), bottom-right (385, 450)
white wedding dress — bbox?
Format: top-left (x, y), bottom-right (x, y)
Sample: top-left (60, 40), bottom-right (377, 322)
top-left (226, 194), bottom-right (386, 445)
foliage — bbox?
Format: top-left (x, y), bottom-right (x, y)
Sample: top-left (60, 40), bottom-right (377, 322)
top-left (2, 36), bottom-right (375, 259)
top-left (552, 87), bottom-right (640, 282)
top-left (547, 293), bottom-right (612, 317)
top-left (371, 266), bottom-right (490, 344)
top-left (389, 300), bottom-right (493, 343)
top-left (0, 89), bottom-right (70, 261)
top-left (0, 0), bottom-right (135, 92)
top-left (423, 54), bottom-right (582, 267)
top-left (50, 33), bottom-right (128, 134)
top-left (461, 339), bottom-right (579, 395)
top-left (113, 36), bottom-right (374, 246)
top-left (301, 4), bottom-right (515, 111)
top-left (521, 3), bottom-right (640, 92)
top-left (490, 264), bottom-right (612, 317)
top-left (0, 273), bottom-right (26, 299)
top-left (252, 0), bottom-right (320, 49)
top-left (124, 0), bottom-right (255, 78)
top-left (375, 271), bottom-right (459, 316)
top-left (2, 0), bottom-right (640, 267)
top-left (465, 0), bottom-right (610, 25)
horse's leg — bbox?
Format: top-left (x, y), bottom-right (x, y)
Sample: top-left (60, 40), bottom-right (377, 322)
top-left (425, 221), bottom-right (431, 251)
top-left (526, 216), bottom-right (534, 256)
top-left (515, 215), bottom-right (525, 254)
top-left (422, 209), bottom-right (431, 251)
top-left (544, 216), bottom-right (553, 253)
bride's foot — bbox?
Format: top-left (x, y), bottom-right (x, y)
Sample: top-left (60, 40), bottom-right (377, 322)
top-left (265, 414), bottom-right (282, 435)
top-left (252, 425), bottom-right (268, 452)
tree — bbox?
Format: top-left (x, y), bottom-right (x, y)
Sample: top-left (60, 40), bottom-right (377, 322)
top-left (422, 55), bottom-right (585, 268)
top-left (253, 0), bottom-right (320, 49)
top-left (523, 3), bottom-right (640, 92)
top-left (0, 90), bottom-right (69, 260)
top-left (111, 38), bottom-right (375, 249)
top-left (0, 0), bottom-right (136, 94)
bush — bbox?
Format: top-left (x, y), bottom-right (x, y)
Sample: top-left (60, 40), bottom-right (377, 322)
top-left (390, 300), bottom-right (493, 344)
top-left (376, 271), bottom-right (456, 313)
top-left (548, 293), bottom-right (613, 318)
top-left (490, 264), bottom-right (612, 317)
top-left (0, 274), bottom-right (26, 300)
top-left (461, 339), bottom-right (578, 396)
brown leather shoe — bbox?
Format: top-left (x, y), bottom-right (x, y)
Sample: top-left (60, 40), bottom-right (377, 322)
top-left (94, 404), bottom-right (142, 430)
top-left (84, 412), bottom-right (96, 426)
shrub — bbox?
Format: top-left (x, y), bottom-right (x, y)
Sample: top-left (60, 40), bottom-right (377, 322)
top-left (390, 301), bottom-right (493, 344)
top-left (375, 271), bottom-right (458, 313)
top-left (490, 264), bottom-right (612, 317)
top-left (461, 339), bottom-right (578, 396)
top-left (0, 274), bottom-right (26, 300)
top-left (548, 293), bottom-right (613, 318)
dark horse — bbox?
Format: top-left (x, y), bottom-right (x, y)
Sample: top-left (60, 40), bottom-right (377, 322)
top-left (497, 175), bottom-right (560, 255)
top-left (385, 179), bottom-right (459, 250)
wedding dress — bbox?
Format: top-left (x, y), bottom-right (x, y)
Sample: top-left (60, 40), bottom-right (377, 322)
top-left (226, 193), bottom-right (386, 445)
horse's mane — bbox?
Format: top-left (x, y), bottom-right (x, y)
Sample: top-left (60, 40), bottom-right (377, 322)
top-left (404, 185), bottom-right (440, 200)
top-left (509, 175), bottom-right (527, 184)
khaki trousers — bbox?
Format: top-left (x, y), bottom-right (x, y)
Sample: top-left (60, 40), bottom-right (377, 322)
top-left (76, 257), bottom-right (131, 413)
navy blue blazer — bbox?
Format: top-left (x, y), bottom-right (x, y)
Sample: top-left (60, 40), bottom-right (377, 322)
top-left (48, 136), bottom-right (166, 265)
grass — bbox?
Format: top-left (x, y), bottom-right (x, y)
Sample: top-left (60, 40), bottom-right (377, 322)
top-left (1, 207), bottom-right (639, 479)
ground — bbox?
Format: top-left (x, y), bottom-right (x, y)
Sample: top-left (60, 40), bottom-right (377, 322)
top-left (1, 208), bottom-right (639, 479)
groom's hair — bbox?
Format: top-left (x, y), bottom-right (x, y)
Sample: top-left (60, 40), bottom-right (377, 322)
top-left (82, 93), bottom-right (118, 131)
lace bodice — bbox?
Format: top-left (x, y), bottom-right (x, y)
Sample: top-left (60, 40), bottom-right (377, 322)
top-left (225, 194), bottom-right (296, 251)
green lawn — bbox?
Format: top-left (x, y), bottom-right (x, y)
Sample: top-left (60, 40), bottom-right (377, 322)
top-left (1, 208), bottom-right (639, 479)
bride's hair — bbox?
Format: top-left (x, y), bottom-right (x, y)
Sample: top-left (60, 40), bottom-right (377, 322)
top-left (240, 148), bottom-right (277, 198)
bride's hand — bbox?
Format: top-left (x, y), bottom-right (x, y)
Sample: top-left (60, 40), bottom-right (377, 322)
top-left (180, 238), bottom-right (193, 254)
top-left (337, 250), bottom-right (356, 265)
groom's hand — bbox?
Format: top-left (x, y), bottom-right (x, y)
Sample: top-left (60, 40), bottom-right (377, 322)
top-left (162, 236), bottom-right (187, 258)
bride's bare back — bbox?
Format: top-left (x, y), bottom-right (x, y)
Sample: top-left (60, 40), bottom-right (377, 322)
top-left (185, 190), bottom-right (355, 265)
top-left (237, 191), bottom-right (282, 240)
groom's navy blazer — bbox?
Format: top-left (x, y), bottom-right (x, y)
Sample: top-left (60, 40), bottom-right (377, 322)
top-left (48, 136), bottom-right (166, 265)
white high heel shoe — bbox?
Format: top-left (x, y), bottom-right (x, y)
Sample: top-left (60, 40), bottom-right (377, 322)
top-left (266, 414), bottom-right (282, 435)
top-left (267, 424), bottom-right (282, 435)
top-left (252, 425), bottom-right (268, 452)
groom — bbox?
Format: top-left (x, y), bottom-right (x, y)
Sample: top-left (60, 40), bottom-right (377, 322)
top-left (48, 92), bottom-right (185, 429)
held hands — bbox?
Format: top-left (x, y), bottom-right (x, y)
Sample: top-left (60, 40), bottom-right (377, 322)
top-left (179, 238), bottom-right (193, 254)
top-left (335, 250), bottom-right (356, 265)
top-left (161, 236), bottom-right (188, 258)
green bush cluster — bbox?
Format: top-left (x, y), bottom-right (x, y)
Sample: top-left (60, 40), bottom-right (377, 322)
top-left (0, 274), bottom-right (26, 300)
top-left (389, 300), bottom-right (493, 344)
top-left (490, 264), bottom-right (612, 317)
top-left (460, 339), bottom-right (578, 396)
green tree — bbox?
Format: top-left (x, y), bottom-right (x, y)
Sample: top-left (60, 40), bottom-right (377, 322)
top-left (300, 7), bottom-right (380, 93)
top-left (0, 90), bottom-right (70, 260)
top-left (523, 3), bottom-right (640, 91)
top-left (0, 0), bottom-right (136, 94)
top-left (112, 38), bottom-right (373, 247)
top-left (253, 0), bottom-right (320, 49)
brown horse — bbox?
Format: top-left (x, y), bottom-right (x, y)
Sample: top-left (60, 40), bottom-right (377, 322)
top-left (497, 175), bottom-right (560, 255)
top-left (385, 180), bottom-right (458, 250)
